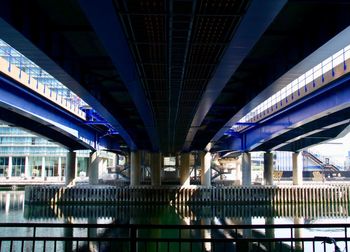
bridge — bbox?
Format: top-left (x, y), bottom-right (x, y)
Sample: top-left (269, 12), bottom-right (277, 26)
top-left (0, 0), bottom-right (349, 187)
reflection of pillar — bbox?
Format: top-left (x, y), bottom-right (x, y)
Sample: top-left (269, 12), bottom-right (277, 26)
top-left (88, 218), bottom-right (98, 251)
top-left (41, 156), bottom-right (45, 178)
top-left (180, 153), bottom-right (190, 186)
top-left (151, 152), bottom-right (161, 186)
top-left (5, 192), bottom-right (10, 214)
top-left (7, 156), bottom-right (12, 177)
top-left (237, 217), bottom-right (251, 251)
top-left (130, 151), bottom-right (141, 186)
top-left (200, 152), bottom-right (211, 186)
top-left (242, 152), bottom-right (251, 186)
top-left (292, 152), bottom-right (303, 185)
top-left (65, 151), bottom-right (76, 186)
top-left (264, 152), bottom-right (274, 185)
top-left (64, 221), bottom-right (73, 251)
top-left (265, 217), bottom-right (275, 250)
top-left (24, 156), bottom-right (29, 177)
top-left (201, 218), bottom-right (212, 251)
top-left (89, 151), bottom-right (101, 185)
top-left (294, 217), bottom-right (304, 251)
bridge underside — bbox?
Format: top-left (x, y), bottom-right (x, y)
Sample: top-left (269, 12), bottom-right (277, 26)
top-left (0, 73), bottom-right (122, 151)
top-left (214, 72), bottom-right (350, 153)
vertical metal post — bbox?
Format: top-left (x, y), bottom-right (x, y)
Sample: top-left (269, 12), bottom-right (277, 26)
top-left (130, 226), bottom-right (137, 252)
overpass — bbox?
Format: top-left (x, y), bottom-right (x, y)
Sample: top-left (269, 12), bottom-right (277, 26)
top-left (0, 0), bottom-right (349, 186)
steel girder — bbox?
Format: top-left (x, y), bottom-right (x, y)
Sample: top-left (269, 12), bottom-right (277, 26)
top-left (0, 73), bottom-right (120, 151)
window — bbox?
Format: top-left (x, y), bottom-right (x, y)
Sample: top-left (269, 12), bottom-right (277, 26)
top-left (12, 157), bottom-right (25, 176)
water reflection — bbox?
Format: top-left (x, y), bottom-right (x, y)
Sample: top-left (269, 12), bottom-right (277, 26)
top-left (0, 191), bottom-right (349, 251)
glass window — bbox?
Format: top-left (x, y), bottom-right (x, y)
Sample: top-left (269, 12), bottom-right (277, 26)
top-left (77, 157), bottom-right (89, 176)
top-left (12, 157), bottom-right (25, 176)
top-left (28, 157), bottom-right (42, 177)
top-left (0, 157), bottom-right (8, 176)
top-left (45, 157), bottom-right (59, 177)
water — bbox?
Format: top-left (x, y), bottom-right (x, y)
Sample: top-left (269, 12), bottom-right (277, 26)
top-left (0, 190), bottom-right (349, 251)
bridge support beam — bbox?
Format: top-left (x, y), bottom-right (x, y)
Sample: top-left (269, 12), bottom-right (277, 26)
top-left (200, 152), bottom-right (211, 187)
top-left (242, 152), bottom-right (251, 186)
top-left (264, 152), bottom-right (274, 185)
top-left (130, 151), bottom-right (141, 186)
top-left (89, 151), bottom-right (101, 185)
top-left (41, 157), bottom-right (45, 178)
top-left (65, 151), bottom-right (76, 186)
top-left (292, 152), bottom-right (303, 185)
top-left (7, 156), bottom-right (12, 178)
top-left (151, 152), bottom-right (162, 186)
top-left (180, 153), bottom-right (190, 186)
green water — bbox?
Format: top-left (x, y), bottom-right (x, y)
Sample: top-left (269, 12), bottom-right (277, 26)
top-left (1, 190), bottom-right (349, 251)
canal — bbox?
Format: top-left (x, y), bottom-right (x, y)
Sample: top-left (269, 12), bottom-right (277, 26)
top-left (0, 190), bottom-right (349, 251)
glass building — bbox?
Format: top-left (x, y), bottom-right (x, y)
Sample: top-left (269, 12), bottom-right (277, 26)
top-left (0, 123), bottom-right (115, 182)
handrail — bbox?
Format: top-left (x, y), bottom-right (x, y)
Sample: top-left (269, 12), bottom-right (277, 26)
top-left (0, 222), bottom-right (348, 252)
top-left (233, 42), bottom-right (350, 132)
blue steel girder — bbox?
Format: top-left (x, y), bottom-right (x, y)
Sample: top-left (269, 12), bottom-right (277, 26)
top-left (0, 73), bottom-right (120, 151)
top-left (0, 17), bottom-right (136, 151)
top-left (277, 123), bottom-right (350, 152)
top-left (226, 73), bottom-right (350, 152)
top-left (183, 0), bottom-right (287, 151)
top-left (255, 112), bottom-right (350, 152)
top-left (78, 0), bottom-right (159, 151)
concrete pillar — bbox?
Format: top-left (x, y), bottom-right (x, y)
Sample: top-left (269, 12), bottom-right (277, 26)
top-left (89, 151), bottom-right (101, 185)
top-left (292, 152), bottom-right (303, 185)
top-left (41, 156), bottom-right (45, 178)
top-left (115, 154), bottom-right (119, 166)
top-left (24, 156), bottom-right (29, 178)
top-left (7, 156), bottom-right (12, 177)
top-left (130, 151), bottom-right (141, 186)
top-left (65, 151), bottom-right (76, 186)
top-left (242, 152), bottom-right (251, 186)
top-left (175, 155), bottom-right (180, 177)
top-left (58, 157), bottom-right (62, 180)
top-left (180, 153), bottom-right (190, 186)
top-left (200, 152), bottom-right (211, 186)
top-left (264, 152), bottom-right (274, 185)
top-left (151, 152), bottom-right (162, 186)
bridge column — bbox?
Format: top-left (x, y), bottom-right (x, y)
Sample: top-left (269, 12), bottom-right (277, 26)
top-left (200, 152), bottom-right (211, 186)
top-left (130, 151), bottom-right (141, 186)
top-left (41, 157), bottom-right (45, 178)
top-left (89, 151), bottom-right (101, 185)
top-left (292, 152), bottom-right (303, 185)
top-left (65, 151), bottom-right (76, 186)
top-left (180, 153), bottom-right (190, 186)
top-left (242, 152), bottom-right (251, 186)
top-left (58, 157), bottom-right (62, 180)
top-left (24, 156), bottom-right (29, 178)
top-left (151, 152), bottom-right (162, 186)
top-left (7, 156), bottom-right (12, 178)
top-left (264, 152), bottom-right (274, 185)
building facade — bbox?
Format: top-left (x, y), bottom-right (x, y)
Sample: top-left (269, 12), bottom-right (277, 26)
top-left (0, 123), bottom-right (115, 182)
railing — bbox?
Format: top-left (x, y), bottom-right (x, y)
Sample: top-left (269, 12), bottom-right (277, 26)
top-left (234, 41), bottom-right (350, 132)
top-left (0, 39), bottom-right (86, 120)
top-left (0, 222), bottom-right (348, 252)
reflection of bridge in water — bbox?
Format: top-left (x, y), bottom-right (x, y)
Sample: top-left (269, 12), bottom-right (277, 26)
top-left (23, 201), bottom-right (349, 221)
